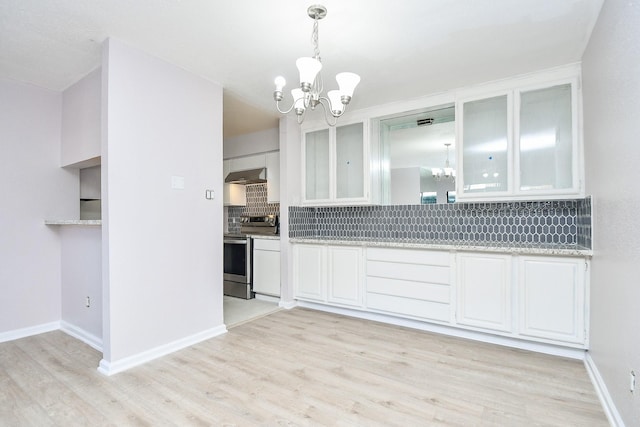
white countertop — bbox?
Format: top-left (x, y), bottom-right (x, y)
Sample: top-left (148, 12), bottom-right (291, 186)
top-left (248, 234), bottom-right (280, 240)
top-left (289, 237), bottom-right (592, 257)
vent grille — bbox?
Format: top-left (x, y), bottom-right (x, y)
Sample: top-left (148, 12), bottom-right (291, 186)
top-left (417, 118), bottom-right (434, 126)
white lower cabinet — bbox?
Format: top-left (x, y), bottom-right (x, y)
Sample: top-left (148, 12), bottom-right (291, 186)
top-left (517, 256), bottom-right (586, 344)
top-left (294, 244), bottom-right (363, 307)
top-left (456, 253), bottom-right (512, 332)
top-left (294, 244), bottom-right (325, 301)
top-left (252, 238), bottom-right (281, 297)
top-left (365, 248), bottom-right (452, 322)
top-left (293, 243), bottom-right (588, 349)
top-left (327, 246), bottom-right (362, 307)
top-left (456, 253), bottom-right (586, 346)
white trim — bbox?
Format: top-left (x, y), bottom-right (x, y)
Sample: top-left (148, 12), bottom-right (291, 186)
top-left (97, 325), bottom-right (227, 376)
top-left (296, 301), bottom-right (586, 360)
top-left (255, 293), bottom-right (280, 304)
top-left (60, 321), bottom-right (103, 352)
top-left (278, 299), bottom-right (297, 310)
top-left (584, 353), bottom-right (625, 427)
top-left (0, 321), bottom-right (60, 343)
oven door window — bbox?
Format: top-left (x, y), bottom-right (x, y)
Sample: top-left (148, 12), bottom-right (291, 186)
top-left (224, 241), bottom-right (247, 277)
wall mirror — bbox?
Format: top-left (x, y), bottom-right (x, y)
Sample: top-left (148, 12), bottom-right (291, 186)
top-left (377, 104), bottom-right (456, 204)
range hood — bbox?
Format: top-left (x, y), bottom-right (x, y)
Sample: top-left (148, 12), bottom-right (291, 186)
top-left (225, 168), bottom-right (267, 185)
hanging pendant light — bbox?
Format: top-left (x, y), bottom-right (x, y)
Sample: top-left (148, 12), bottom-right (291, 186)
top-left (273, 5), bottom-right (360, 126)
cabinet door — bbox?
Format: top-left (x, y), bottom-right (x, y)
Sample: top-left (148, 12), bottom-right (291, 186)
top-left (335, 123), bottom-right (364, 200)
top-left (223, 184), bottom-right (246, 206)
top-left (456, 253), bottom-right (512, 332)
top-left (518, 256), bottom-right (585, 344)
top-left (327, 246), bottom-right (362, 307)
top-left (460, 94), bottom-right (511, 196)
top-left (253, 244), bottom-right (281, 297)
top-left (294, 244), bottom-right (325, 301)
top-left (517, 83), bottom-right (575, 193)
top-left (230, 153), bottom-right (266, 171)
top-left (304, 129), bottom-right (331, 201)
top-left (265, 151), bottom-right (280, 203)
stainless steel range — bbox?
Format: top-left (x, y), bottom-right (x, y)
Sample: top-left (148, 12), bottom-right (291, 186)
top-left (223, 214), bottom-right (278, 299)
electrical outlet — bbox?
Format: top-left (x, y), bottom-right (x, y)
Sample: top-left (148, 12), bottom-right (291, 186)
top-left (85, 296), bottom-right (91, 308)
top-left (631, 371), bottom-right (636, 393)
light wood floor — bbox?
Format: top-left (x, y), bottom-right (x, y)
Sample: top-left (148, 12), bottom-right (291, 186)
top-left (1, 308), bottom-right (608, 426)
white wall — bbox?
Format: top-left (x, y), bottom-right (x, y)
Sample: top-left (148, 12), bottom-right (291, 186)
top-left (60, 226), bottom-right (102, 346)
top-left (391, 167), bottom-right (421, 204)
top-left (61, 68), bottom-right (101, 167)
top-left (582, 1), bottom-right (640, 425)
top-left (0, 79), bottom-right (77, 337)
top-left (279, 116), bottom-right (301, 305)
top-left (100, 39), bottom-right (224, 370)
top-left (223, 127), bottom-right (279, 159)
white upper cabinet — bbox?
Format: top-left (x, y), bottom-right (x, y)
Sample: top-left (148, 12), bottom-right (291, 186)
top-left (230, 153), bottom-right (266, 171)
top-left (459, 93), bottom-right (512, 196)
top-left (304, 128), bottom-right (331, 202)
top-left (335, 123), bottom-right (365, 200)
top-left (457, 74), bottom-right (581, 201)
top-left (516, 83), bottom-right (577, 195)
top-left (302, 121), bottom-right (370, 205)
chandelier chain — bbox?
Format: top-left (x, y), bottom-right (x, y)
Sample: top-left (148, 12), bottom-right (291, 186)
top-left (311, 13), bottom-right (320, 60)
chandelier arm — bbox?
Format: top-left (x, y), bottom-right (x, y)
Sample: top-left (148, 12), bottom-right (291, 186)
top-left (274, 100), bottom-right (297, 115)
top-left (316, 98), bottom-right (339, 127)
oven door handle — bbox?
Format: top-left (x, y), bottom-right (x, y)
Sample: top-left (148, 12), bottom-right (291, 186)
top-left (224, 239), bottom-right (248, 244)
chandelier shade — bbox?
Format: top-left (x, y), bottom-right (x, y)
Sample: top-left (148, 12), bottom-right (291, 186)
top-left (273, 5), bottom-right (360, 126)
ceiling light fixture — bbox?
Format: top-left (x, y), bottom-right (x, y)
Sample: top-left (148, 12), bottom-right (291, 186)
top-left (273, 5), bottom-right (360, 126)
top-left (432, 143), bottom-right (456, 181)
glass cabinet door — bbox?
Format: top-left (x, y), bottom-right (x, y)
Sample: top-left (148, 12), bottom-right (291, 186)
top-left (461, 95), bottom-right (510, 194)
top-left (518, 84), bottom-right (573, 192)
top-left (305, 129), bottom-right (330, 200)
top-left (335, 122), bottom-right (364, 199)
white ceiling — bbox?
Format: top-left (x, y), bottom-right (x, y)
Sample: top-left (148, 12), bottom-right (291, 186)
top-left (0, 0), bottom-right (603, 138)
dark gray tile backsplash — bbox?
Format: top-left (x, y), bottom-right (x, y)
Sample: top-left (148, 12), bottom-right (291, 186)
top-left (290, 197), bottom-right (592, 248)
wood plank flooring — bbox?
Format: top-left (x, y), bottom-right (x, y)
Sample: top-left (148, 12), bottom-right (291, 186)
top-left (0, 308), bottom-right (608, 426)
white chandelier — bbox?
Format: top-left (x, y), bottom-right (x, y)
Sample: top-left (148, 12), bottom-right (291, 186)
top-left (273, 5), bottom-right (360, 126)
top-left (432, 143), bottom-right (456, 181)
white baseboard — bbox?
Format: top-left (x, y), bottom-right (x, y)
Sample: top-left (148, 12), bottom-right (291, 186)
top-left (60, 321), bottom-right (103, 352)
top-left (278, 299), bottom-right (297, 310)
top-left (0, 321), bottom-right (60, 343)
top-left (296, 301), bottom-right (586, 360)
top-left (585, 353), bottom-right (625, 427)
top-left (97, 324), bottom-right (227, 376)
top-left (255, 294), bottom-right (279, 303)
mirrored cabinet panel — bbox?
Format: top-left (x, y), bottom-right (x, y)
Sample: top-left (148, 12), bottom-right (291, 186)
top-left (377, 105), bottom-right (456, 205)
top-left (518, 83), bottom-right (574, 192)
top-left (461, 95), bottom-right (510, 195)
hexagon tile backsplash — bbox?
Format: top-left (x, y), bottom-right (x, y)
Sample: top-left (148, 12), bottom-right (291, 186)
top-left (289, 197), bottom-right (592, 248)
top-left (227, 183), bottom-right (280, 234)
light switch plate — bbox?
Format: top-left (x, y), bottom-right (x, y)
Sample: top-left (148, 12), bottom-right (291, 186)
top-left (171, 175), bottom-right (185, 189)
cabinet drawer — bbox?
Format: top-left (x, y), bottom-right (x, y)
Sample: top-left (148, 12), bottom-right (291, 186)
top-left (367, 260), bottom-right (450, 285)
top-left (366, 293), bottom-right (450, 322)
top-left (367, 248), bottom-right (450, 266)
top-left (253, 238), bottom-right (280, 251)
top-left (367, 277), bottom-right (449, 304)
